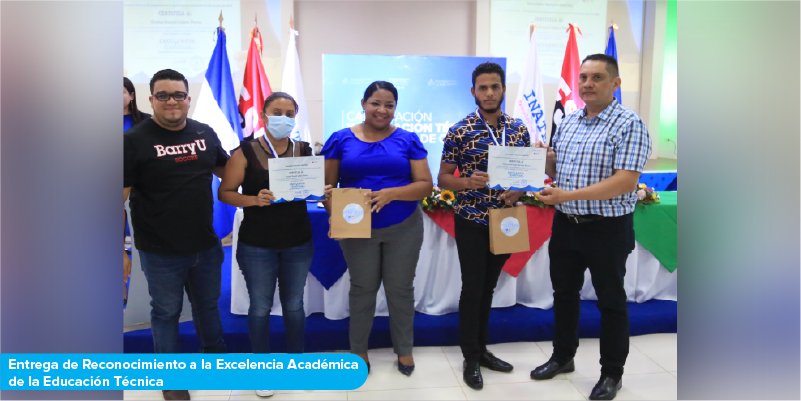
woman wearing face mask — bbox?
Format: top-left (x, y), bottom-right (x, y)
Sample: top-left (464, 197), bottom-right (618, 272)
top-left (219, 92), bottom-right (324, 398)
top-left (322, 81), bottom-right (433, 376)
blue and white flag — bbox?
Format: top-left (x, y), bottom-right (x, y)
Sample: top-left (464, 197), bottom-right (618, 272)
top-left (513, 25), bottom-right (548, 145)
top-left (605, 24), bottom-right (622, 104)
top-left (192, 26), bottom-right (242, 239)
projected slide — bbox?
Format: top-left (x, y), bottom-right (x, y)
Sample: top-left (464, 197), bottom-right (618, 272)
top-left (123, 0), bottom-right (241, 83)
top-left (490, 0), bottom-right (607, 83)
top-left (322, 55), bottom-right (506, 183)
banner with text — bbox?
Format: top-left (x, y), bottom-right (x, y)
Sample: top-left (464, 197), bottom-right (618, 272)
top-left (2, 354), bottom-right (366, 391)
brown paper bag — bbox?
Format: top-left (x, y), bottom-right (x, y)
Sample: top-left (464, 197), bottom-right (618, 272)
top-left (488, 205), bottom-right (530, 254)
top-left (330, 188), bottom-right (372, 239)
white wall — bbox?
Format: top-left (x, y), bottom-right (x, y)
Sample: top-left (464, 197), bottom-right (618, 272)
top-left (127, 0), bottom-right (669, 159)
top-left (292, 0), bottom-right (662, 153)
top-left (295, 0), bottom-right (475, 145)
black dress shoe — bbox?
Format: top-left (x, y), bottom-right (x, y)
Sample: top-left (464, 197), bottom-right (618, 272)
top-left (397, 357), bottom-right (415, 376)
top-left (479, 351), bottom-right (513, 372)
top-left (589, 375), bottom-right (622, 400)
top-left (462, 360), bottom-right (483, 390)
top-left (530, 359), bottom-right (575, 380)
top-left (162, 390), bottom-right (190, 400)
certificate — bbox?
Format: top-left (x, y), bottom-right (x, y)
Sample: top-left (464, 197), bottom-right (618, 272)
top-left (267, 156), bottom-right (325, 202)
top-left (487, 145), bottom-right (546, 191)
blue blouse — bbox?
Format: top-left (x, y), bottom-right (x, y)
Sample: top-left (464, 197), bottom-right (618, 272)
top-left (123, 115), bottom-right (135, 133)
top-left (322, 127), bottom-right (428, 229)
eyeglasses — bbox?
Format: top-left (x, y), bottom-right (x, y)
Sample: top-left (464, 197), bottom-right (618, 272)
top-left (153, 91), bottom-right (188, 102)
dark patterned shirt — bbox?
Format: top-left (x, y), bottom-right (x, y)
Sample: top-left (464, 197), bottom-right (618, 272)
top-left (441, 110), bottom-right (531, 225)
top-left (552, 101), bottom-right (651, 216)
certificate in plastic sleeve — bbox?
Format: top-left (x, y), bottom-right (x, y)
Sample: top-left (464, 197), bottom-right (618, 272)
top-left (267, 156), bottom-right (325, 202)
top-left (487, 145), bottom-right (546, 191)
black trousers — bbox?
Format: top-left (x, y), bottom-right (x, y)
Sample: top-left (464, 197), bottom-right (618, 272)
top-left (549, 211), bottom-right (635, 379)
top-left (454, 216), bottom-right (511, 363)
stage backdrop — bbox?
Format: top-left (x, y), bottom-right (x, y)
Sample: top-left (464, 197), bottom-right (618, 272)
top-left (322, 55), bottom-right (506, 183)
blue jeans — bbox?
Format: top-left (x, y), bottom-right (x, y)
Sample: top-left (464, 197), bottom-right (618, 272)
top-left (139, 243), bottom-right (226, 354)
top-left (237, 240), bottom-right (313, 353)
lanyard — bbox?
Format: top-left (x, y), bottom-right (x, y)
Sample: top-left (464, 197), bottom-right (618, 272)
top-left (476, 108), bottom-right (505, 146)
top-left (262, 136), bottom-right (294, 158)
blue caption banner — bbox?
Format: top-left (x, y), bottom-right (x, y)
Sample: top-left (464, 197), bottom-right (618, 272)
top-left (1, 353), bottom-right (367, 390)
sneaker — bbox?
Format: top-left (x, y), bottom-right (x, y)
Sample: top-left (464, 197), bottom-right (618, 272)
top-left (255, 390), bottom-right (275, 397)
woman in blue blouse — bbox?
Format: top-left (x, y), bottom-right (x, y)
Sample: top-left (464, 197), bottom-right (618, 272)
top-left (322, 81), bottom-right (433, 376)
top-left (123, 77), bottom-right (150, 132)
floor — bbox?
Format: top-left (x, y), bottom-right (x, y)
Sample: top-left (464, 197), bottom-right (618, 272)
top-left (124, 333), bottom-right (676, 400)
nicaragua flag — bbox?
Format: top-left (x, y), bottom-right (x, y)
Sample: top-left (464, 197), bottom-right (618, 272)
top-left (605, 24), bottom-right (622, 104)
top-left (191, 26), bottom-right (242, 239)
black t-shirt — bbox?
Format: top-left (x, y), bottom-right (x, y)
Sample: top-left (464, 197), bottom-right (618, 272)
top-left (238, 137), bottom-right (313, 249)
top-left (124, 119), bottom-right (229, 254)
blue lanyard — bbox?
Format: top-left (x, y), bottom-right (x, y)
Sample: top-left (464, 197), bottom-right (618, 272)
top-left (476, 108), bottom-right (506, 146)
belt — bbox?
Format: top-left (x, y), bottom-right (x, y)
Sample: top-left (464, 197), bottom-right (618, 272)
top-left (560, 212), bottom-right (606, 224)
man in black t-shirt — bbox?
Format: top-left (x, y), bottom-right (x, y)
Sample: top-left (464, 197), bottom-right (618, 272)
top-left (123, 69), bottom-right (229, 401)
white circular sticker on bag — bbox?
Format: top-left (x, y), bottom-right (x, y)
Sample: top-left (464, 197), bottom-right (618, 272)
top-left (342, 203), bottom-right (365, 224)
top-left (500, 217), bottom-right (520, 237)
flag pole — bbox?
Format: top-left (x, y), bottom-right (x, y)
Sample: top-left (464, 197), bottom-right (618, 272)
top-left (252, 13), bottom-right (263, 55)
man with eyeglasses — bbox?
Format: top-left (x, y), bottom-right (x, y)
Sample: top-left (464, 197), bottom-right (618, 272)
top-left (123, 69), bottom-right (229, 401)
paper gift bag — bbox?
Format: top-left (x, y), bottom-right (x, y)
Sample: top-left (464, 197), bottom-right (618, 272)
top-left (330, 188), bottom-right (372, 239)
top-left (489, 205), bottom-right (530, 254)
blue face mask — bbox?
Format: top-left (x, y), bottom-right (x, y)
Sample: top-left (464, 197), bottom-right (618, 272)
top-left (267, 115), bottom-right (295, 139)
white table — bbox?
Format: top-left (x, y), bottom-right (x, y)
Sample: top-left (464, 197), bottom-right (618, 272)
top-left (230, 209), bottom-right (677, 319)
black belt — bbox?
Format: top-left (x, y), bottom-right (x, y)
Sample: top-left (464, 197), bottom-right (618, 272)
top-left (560, 212), bottom-right (606, 224)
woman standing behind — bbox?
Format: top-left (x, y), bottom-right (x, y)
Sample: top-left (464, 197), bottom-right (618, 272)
top-left (322, 81), bottom-right (433, 376)
top-left (123, 77), bottom-right (150, 298)
top-left (219, 92), bottom-right (323, 397)
top-left (123, 77), bottom-right (150, 132)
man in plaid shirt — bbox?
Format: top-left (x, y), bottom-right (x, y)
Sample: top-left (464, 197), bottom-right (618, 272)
top-left (531, 54), bottom-right (652, 401)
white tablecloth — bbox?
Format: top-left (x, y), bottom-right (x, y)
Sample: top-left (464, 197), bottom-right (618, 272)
top-left (230, 209), bottom-right (677, 320)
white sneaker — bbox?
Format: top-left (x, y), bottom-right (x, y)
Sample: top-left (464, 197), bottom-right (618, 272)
top-left (255, 390), bottom-right (275, 397)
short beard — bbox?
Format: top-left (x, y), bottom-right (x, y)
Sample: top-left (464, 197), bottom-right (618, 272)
top-left (474, 95), bottom-right (504, 114)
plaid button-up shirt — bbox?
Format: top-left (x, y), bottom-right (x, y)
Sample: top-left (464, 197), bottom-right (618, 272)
top-left (552, 100), bottom-right (652, 216)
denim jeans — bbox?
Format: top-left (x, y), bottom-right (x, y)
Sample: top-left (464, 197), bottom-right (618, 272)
top-left (237, 240), bottom-right (313, 353)
top-left (139, 242), bottom-right (226, 354)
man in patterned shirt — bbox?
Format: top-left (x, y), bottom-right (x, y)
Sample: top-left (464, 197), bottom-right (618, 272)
top-left (531, 54), bottom-right (652, 400)
top-left (438, 62), bottom-right (533, 390)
